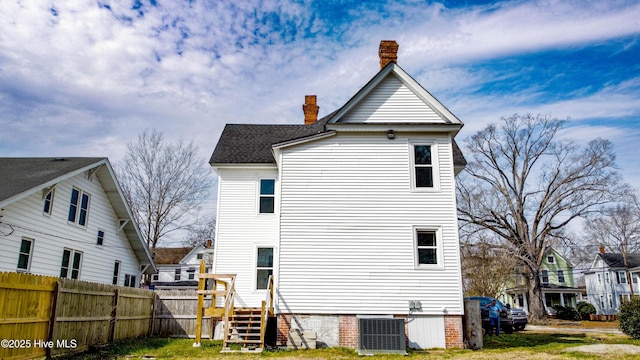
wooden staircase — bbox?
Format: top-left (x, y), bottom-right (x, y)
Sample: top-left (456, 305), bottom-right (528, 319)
top-left (223, 307), bottom-right (263, 352)
top-left (193, 261), bottom-right (275, 353)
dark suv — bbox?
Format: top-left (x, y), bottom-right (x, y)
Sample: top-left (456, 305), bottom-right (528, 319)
top-left (465, 296), bottom-right (528, 333)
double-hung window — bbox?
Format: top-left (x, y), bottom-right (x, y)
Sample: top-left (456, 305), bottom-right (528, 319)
top-left (60, 249), bottom-right (82, 279)
top-left (259, 179), bottom-right (275, 213)
top-left (414, 228), bottom-right (442, 268)
top-left (43, 188), bottom-right (54, 215)
top-left (557, 270), bottom-right (565, 283)
top-left (112, 261), bottom-right (120, 285)
top-left (618, 271), bottom-right (628, 284)
top-left (541, 270), bottom-right (549, 284)
top-left (413, 145), bottom-right (433, 188)
top-left (17, 238), bottom-right (34, 272)
top-left (97, 230), bottom-right (105, 246)
top-left (68, 188), bottom-right (90, 226)
top-left (174, 269), bottom-right (181, 281)
top-left (256, 247), bottom-right (273, 289)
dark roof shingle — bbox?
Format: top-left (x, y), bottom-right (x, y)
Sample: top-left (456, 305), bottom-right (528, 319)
top-left (599, 253), bottom-right (640, 269)
top-left (0, 157), bottom-right (106, 203)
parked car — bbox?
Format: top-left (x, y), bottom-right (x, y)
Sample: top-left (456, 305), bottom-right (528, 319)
top-left (465, 296), bottom-right (528, 333)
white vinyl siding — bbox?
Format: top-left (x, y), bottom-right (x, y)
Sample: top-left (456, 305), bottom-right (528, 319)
top-left (277, 132), bottom-right (463, 315)
top-left (213, 167), bottom-right (279, 307)
top-left (0, 171), bottom-right (141, 285)
top-left (340, 75), bottom-right (447, 124)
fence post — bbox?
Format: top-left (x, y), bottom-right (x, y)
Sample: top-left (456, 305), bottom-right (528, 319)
top-left (109, 288), bottom-right (120, 343)
top-left (46, 280), bottom-right (61, 358)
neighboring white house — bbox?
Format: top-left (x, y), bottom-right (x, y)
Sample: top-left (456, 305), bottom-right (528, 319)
top-left (0, 157), bottom-right (156, 287)
top-left (584, 249), bottom-right (640, 315)
top-left (209, 41), bottom-right (467, 350)
top-left (151, 242), bottom-right (215, 289)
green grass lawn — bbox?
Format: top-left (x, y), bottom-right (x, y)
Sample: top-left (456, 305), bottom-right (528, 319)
top-left (61, 332), bottom-right (640, 360)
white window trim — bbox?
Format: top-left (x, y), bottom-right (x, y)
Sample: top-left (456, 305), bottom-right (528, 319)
top-left (17, 237), bottom-right (34, 273)
top-left (541, 270), bottom-right (549, 284)
top-left (257, 178), bottom-right (277, 215)
top-left (43, 188), bottom-right (55, 216)
top-left (97, 229), bottom-right (105, 246)
top-left (557, 270), bottom-right (565, 283)
top-left (408, 140), bottom-right (440, 192)
top-left (254, 245), bottom-right (275, 291)
top-left (60, 248), bottom-right (83, 279)
top-left (413, 226), bottom-right (444, 270)
top-left (547, 256), bottom-right (555, 264)
top-left (112, 261), bottom-right (120, 285)
top-left (68, 187), bottom-right (91, 227)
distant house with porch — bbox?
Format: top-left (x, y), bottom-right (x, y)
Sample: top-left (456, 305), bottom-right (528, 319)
top-left (504, 247), bottom-right (582, 313)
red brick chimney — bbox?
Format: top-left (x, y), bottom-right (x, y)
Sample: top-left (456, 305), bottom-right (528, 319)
top-left (600, 245), bottom-right (605, 254)
top-left (379, 40), bottom-right (399, 69)
top-left (303, 95), bottom-right (319, 125)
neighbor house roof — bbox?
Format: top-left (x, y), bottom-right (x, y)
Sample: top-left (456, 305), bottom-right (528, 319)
top-left (153, 247), bottom-right (195, 265)
top-left (0, 157), bottom-right (106, 204)
top-left (0, 157), bottom-right (156, 273)
top-left (598, 253), bottom-right (640, 269)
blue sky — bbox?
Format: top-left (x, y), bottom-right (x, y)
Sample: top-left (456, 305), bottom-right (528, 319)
top-left (1, 0), bottom-right (639, 235)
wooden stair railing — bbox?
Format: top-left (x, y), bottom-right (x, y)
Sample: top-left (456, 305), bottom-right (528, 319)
top-left (260, 275), bottom-right (275, 348)
top-left (192, 263), bottom-right (275, 352)
top-left (193, 260), bottom-right (236, 348)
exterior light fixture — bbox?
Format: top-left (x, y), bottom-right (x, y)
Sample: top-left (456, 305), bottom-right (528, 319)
top-left (387, 130), bottom-right (395, 139)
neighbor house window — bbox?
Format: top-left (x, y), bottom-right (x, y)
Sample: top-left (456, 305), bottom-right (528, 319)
top-left (97, 230), bottom-right (105, 246)
top-left (174, 269), bottom-right (181, 281)
top-left (598, 274), bottom-right (602, 284)
top-left (547, 256), bottom-right (555, 264)
top-left (541, 270), bottom-right (549, 284)
top-left (112, 261), bottom-right (120, 285)
top-left (124, 274), bottom-right (136, 288)
top-left (608, 294), bottom-right (613, 308)
top-left (188, 268), bottom-right (196, 280)
top-left (633, 273), bottom-right (638, 284)
top-left (256, 247), bottom-right (273, 289)
top-left (68, 188), bottom-right (90, 226)
top-left (557, 270), bottom-right (565, 283)
top-left (60, 249), bottom-right (82, 279)
top-left (259, 179), bottom-right (275, 213)
top-left (606, 273), bottom-right (610, 283)
top-left (43, 188), bottom-right (55, 215)
top-left (415, 230), bottom-right (439, 266)
top-left (413, 145), bottom-right (433, 188)
top-left (616, 271), bottom-right (627, 284)
top-left (197, 253), bottom-right (203, 260)
top-left (600, 295), bottom-right (605, 308)
top-left (17, 238), bottom-right (34, 272)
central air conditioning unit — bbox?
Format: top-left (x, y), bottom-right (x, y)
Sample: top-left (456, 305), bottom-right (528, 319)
top-left (358, 318), bottom-right (406, 355)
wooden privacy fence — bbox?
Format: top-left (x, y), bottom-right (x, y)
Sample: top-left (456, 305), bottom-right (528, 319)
top-left (0, 272), bottom-right (154, 359)
top-left (152, 289), bottom-right (214, 339)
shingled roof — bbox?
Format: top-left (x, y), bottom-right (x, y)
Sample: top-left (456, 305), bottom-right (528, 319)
top-left (0, 157), bottom-right (106, 203)
top-left (598, 253), bottom-right (640, 269)
top-left (209, 114), bottom-right (467, 166)
top-left (153, 247), bottom-right (194, 264)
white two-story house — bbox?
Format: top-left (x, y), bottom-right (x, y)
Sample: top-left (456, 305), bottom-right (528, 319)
top-left (151, 242), bottom-right (215, 288)
top-left (0, 157), bottom-right (156, 286)
top-left (209, 41), bottom-right (466, 350)
top-left (585, 248), bottom-right (640, 315)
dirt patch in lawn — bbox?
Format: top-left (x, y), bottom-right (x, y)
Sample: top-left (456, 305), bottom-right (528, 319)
top-left (562, 344), bottom-right (640, 355)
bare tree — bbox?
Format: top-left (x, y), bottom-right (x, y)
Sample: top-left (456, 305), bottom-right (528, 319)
top-left (117, 129), bottom-right (214, 251)
top-left (585, 192), bottom-right (640, 295)
top-left (182, 217), bottom-right (216, 248)
top-left (461, 233), bottom-right (518, 298)
top-left (457, 114), bottom-right (625, 320)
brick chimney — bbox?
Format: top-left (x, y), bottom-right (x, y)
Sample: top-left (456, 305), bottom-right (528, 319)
top-left (600, 245), bottom-right (605, 254)
top-left (379, 40), bottom-right (399, 69)
top-left (303, 95), bottom-right (319, 125)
